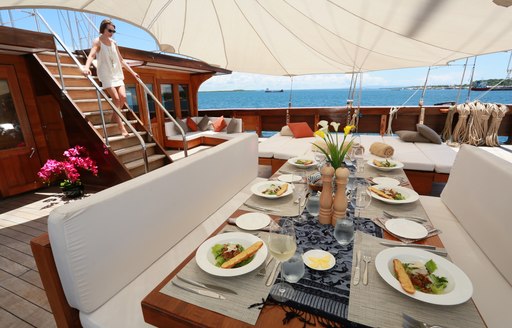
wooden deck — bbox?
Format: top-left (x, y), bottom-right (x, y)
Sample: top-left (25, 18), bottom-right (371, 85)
top-left (0, 187), bottom-right (99, 328)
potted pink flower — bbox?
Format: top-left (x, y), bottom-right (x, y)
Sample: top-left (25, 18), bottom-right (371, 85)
top-left (38, 146), bottom-right (98, 198)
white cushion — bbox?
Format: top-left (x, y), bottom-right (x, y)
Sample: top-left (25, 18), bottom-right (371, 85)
top-left (79, 177), bottom-right (265, 328)
top-left (441, 144), bottom-right (512, 285)
top-left (479, 146), bottom-right (512, 164)
top-left (165, 117), bottom-right (243, 138)
top-left (48, 134), bottom-right (258, 314)
top-left (415, 142), bottom-right (459, 174)
top-left (420, 196), bottom-right (512, 328)
top-left (258, 134), bottom-right (292, 158)
top-left (273, 136), bottom-right (316, 160)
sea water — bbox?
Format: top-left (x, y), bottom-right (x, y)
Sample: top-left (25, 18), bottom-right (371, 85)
top-left (199, 88), bottom-right (512, 109)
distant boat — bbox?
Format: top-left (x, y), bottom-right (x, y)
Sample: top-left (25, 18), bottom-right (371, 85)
top-left (470, 81), bottom-right (512, 91)
top-left (265, 88), bottom-right (284, 93)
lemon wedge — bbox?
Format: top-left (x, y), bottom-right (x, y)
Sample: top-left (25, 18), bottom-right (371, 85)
top-left (308, 255), bottom-right (332, 269)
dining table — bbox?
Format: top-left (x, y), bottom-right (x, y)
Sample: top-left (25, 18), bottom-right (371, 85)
top-left (141, 160), bottom-right (486, 328)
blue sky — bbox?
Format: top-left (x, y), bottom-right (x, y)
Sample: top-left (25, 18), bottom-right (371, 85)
top-left (3, 8), bottom-right (511, 91)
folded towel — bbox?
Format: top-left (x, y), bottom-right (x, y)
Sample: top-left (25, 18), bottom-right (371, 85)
top-left (369, 142), bottom-right (394, 158)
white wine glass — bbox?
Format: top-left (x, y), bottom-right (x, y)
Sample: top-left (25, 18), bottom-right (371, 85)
top-left (354, 180), bottom-right (371, 218)
top-left (268, 219), bottom-right (297, 302)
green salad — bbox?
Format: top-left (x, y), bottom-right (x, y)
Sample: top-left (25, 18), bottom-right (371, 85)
top-left (402, 259), bottom-right (448, 294)
top-left (211, 243), bottom-right (254, 268)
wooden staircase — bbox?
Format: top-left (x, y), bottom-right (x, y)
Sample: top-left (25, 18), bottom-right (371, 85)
top-left (34, 51), bottom-right (171, 178)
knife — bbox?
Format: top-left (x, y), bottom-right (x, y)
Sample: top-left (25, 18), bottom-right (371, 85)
top-left (243, 203), bottom-right (275, 213)
top-left (172, 280), bottom-right (226, 299)
top-left (176, 275), bottom-right (238, 295)
top-left (379, 242), bottom-right (448, 257)
top-left (353, 250), bottom-right (361, 286)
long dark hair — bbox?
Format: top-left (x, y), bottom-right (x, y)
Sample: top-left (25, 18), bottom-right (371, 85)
top-left (99, 19), bottom-right (115, 34)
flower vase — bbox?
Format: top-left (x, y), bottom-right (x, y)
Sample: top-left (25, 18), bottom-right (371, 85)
top-left (62, 183), bottom-right (85, 199)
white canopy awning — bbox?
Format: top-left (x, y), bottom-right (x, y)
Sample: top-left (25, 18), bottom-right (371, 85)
top-left (2, 0), bottom-right (512, 75)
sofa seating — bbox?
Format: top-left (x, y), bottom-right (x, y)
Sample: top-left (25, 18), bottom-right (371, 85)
top-left (164, 116), bottom-right (244, 149)
top-left (419, 145), bottom-right (512, 328)
top-left (33, 134), bottom-right (259, 327)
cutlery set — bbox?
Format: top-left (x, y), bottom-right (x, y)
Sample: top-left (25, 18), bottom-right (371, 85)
top-left (172, 275), bottom-right (238, 300)
top-left (379, 241), bottom-right (448, 257)
top-left (353, 251), bottom-right (372, 286)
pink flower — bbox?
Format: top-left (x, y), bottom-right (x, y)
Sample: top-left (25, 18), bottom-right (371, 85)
top-left (37, 146), bottom-right (98, 185)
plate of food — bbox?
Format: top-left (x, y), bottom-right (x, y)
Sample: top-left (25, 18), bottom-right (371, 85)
top-left (236, 213), bottom-right (271, 230)
top-left (288, 157), bottom-right (317, 168)
top-left (368, 159), bottom-right (404, 171)
top-left (195, 232), bottom-right (268, 277)
top-left (303, 250), bottom-right (336, 271)
top-left (385, 219), bottom-right (428, 239)
top-left (375, 247), bottom-right (473, 305)
top-left (250, 181), bottom-right (294, 199)
top-left (369, 184), bottom-right (419, 204)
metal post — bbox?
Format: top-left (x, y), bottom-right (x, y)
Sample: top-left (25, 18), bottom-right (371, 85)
top-left (456, 58), bottom-right (469, 104)
top-left (143, 88), bottom-right (154, 140)
top-left (466, 57), bottom-right (477, 102)
top-left (419, 67), bottom-right (431, 125)
top-left (96, 89), bottom-right (110, 147)
top-left (8, 9), bottom-right (15, 27)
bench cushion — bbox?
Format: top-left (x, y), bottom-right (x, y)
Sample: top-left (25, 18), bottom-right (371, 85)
top-left (441, 145), bottom-right (512, 285)
top-left (48, 134), bottom-right (258, 314)
top-left (420, 195), bottom-right (512, 328)
top-left (79, 177), bottom-right (265, 328)
top-left (415, 142), bottom-right (459, 174)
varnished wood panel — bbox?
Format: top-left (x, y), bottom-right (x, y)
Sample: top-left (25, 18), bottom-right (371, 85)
top-left (0, 26), bottom-right (55, 52)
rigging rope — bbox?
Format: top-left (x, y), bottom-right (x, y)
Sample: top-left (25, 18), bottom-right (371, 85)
top-left (442, 58), bottom-right (469, 142)
top-left (474, 51), bottom-right (512, 101)
top-left (286, 76), bottom-right (294, 124)
top-left (418, 66), bottom-right (431, 125)
top-left (385, 88), bottom-right (421, 135)
top-left (345, 72), bottom-right (357, 126)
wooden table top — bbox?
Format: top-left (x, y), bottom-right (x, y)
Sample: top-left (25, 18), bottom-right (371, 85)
top-left (141, 169), bottom-right (444, 327)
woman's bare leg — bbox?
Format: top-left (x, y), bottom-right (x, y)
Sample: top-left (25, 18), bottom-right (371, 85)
top-left (106, 86), bottom-right (129, 136)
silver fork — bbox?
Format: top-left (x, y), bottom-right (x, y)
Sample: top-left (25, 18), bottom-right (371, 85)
top-left (257, 256), bottom-right (274, 277)
top-left (402, 313), bottom-right (446, 328)
top-left (383, 210), bottom-right (428, 223)
top-left (362, 255), bottom-right (371, 285)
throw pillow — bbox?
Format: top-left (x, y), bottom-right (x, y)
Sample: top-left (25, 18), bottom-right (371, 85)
top-left (287, 122), bottom-right (314, 138)
top-left (212, 116), bottom-right (227, 132)
top-left (173, 118), bottom-right (188, 134)
top-left (226, 118), bottom-right (240, 134)
top-left (396, 130), bottom-right (431, 143)
top-left (186, 117), bottom-right (198, 132)
top-left (280, 125), bottom-right (294, 136)
top-left (197, 115), bottom-right (212, 131)
top-left (417, 124), bottom-right (442, 144)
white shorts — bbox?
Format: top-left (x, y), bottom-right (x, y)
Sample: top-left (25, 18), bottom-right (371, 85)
top-left (102, 79), bottom-right (124, 89)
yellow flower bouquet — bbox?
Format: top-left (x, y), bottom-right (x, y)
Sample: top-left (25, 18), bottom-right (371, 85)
top-left (313, 120), bottom-right (355, 170)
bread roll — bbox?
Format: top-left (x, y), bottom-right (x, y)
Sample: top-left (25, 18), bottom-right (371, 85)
top-left (221, 241), bottom-right (264, 269)
top-left (369, 186), bottom-right (393, 200)
top-left (276, 183), bottom-right (288, 196)
top-left (393, 259), bottom-right (415, 294)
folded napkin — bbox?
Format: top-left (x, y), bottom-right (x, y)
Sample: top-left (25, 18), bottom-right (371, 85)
top-left (369, 142), bottom-right (394, 158)
top-left (372, 217), bottom-right (440, 243)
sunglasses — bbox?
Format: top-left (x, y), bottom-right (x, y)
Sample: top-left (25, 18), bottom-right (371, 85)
top-left (107, 29), bottom-right (116, 33)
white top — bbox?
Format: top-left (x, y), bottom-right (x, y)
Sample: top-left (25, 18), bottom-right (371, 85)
top-left (96, 39), bottom-right (124, 86)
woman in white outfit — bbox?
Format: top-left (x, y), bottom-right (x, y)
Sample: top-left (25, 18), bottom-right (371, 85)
top-left (82, 19), bottom-right (139, 137)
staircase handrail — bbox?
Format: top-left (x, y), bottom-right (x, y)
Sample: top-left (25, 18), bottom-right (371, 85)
top-left (134, 77), bottom-right (188, 157)
top-left (34, 10), bottom-right (150, 174)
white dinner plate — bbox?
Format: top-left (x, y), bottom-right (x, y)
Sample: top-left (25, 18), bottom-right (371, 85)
top-left (369, 184), bottom-right (419, 204)
top-left (367, 159), bottom-right (404, 171)
top-left (278, 174), bottom-right (302, 183)
top-left (195, 232), bottom-right (268, 277)
top-left (235, 213), bottom-right (271, 230)
top-left (385, 219), bottom-right (428, 239)
top-left (303, 250), bottom-right (336, 271)
top-left (288, 157), bottom-right (317, 169)
top-left (375, 247), bottom-right (473, 305)
top-left (371, 177), bottom-right (400, 186)
top-left (250, 181), bottom-right (294, 199)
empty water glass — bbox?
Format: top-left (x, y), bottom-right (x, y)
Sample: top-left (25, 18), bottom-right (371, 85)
top-left (281, 252), bottom-right (305, 283)
top-left (334, 217), bottom-right (355, 246)
top-left (354, 180), bottom-right (372, 218)
top-left (352, 146), bottom-right (365, 173)
top-left (305, 191), bottom-right (320, 217)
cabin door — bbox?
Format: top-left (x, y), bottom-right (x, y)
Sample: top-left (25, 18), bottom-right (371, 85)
top-left (0, 65), bottom-right (42, 197)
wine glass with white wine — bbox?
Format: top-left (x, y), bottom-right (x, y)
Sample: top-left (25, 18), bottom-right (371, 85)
top-left (267, 219), bottom-right (297, 302)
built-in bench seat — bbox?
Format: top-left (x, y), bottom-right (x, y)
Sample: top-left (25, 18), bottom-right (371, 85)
top-left (420, 145), bottom-right (512, 328)
top-left (31, 134), bottom-right (259, 327)
top-left (164, 116), bottom-right (244, 149)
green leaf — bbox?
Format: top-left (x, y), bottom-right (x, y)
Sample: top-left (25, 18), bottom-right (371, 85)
top-left (425, 259), bottom-right (437, 274)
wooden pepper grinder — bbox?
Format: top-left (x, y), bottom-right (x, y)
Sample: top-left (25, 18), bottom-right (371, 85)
top-left (332, 167), bottom-right (350, 225)
top-left (318, 166), bottom-right (335, 225)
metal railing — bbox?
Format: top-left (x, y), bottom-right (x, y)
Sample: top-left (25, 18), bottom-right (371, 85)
top-left (34, 10), bottom-right (150, 174)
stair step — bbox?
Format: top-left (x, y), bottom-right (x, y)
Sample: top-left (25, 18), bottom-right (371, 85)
top-left (66, 86), bottom-right (97, 91)
top-left (74, 98), bottom-right (110, 103)
top-left (54, 74), bottom-right (98, 80)
top-left (44, 62), bottom-right (77, 68)
top-left (125, 154), bottom-right (167, 170)
top-left (114, 143), bottom-right (157, 156)
top-left (108, 131), bottom-right (147, 142)
top-left (83, 109), bottom-right (129, 116)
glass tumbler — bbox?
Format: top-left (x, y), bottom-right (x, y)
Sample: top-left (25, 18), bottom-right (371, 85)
top-left (334, 217), bottom-right (355, 246)
top-left (281, 252), bottom-right (305, 283)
